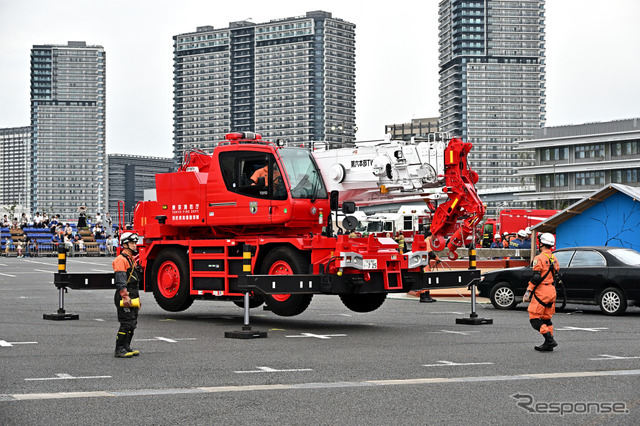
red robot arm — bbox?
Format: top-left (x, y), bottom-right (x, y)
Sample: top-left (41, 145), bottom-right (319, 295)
top-left (429, 138), bottom-right (485, 260)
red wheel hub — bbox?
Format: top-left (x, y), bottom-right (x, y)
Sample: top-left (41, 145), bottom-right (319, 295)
top-left (157, 261), bottom-right (180, 298)
top-left (269, 260), bottom-right (293, 302)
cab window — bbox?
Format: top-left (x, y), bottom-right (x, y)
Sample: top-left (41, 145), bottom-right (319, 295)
top-left (218, 151), bottom-right (286, 200)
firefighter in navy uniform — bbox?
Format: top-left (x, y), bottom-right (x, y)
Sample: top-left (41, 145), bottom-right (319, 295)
top-left (113, 232), bottom-right (142, 358)
top-left (523, 232), bottom-right (559, 351)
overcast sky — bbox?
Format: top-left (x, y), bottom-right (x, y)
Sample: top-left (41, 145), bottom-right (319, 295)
top-left (1, 0), bottom-right (639, 158)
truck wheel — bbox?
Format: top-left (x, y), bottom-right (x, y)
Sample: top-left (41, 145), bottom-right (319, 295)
top-left (339, 293), bottom-right (387, 313)
top-left (489, 283), bottom-right (517, 310)
top-left (260, 247), bottom-right (312, 317)
top-left (151, 248), bottom-right (194, 312)
top-left (599, 287), bottom-right (627, 316)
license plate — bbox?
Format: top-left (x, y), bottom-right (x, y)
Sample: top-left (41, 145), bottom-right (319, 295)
top-left (363, 259), bottom-right (377, 269)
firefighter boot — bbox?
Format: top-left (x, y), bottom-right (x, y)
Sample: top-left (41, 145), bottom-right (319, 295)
top-left (420, 290), bottom-right (437, 303)
top-left (534, 332), bottom-right (558, 352)
top-left (123, 330), bottom-right (140, 356)
top-left (115, 332), bottom-right (134, 358)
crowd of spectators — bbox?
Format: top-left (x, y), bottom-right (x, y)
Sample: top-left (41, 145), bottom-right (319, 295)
top-left (2, 209), bottom-right (117, 257)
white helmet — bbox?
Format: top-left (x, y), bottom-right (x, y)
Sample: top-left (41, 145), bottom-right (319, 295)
top-left (494, 234), bottom-right (501, 239)
top-left (517, 229), bottom-right (527, 238)
top-left (539, 232), bottom-right (555, 247)
top-left (120, 232), bottom-right (139, 246)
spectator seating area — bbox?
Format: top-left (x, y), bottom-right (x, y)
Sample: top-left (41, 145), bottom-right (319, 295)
top-left (1, 226), bottom-right (115, 257)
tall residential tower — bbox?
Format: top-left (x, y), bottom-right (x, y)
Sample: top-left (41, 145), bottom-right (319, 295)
top-left (173, 11), bottom-right (356, 162)
top-left (0, 126), bottom-right (31, 212)
top-left (438, 0), bottom-right (546, 211)
top-left (30, 41), bottom-right (107, 220)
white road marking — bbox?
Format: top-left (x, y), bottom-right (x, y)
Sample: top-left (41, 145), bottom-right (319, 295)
top-left (285, 333), bottom-right (347, 339)
top-left (234, 366), bottom-right (313, 373)
top-left (4, 369), bottom-right (640, 401)
top-left (0, 272), bottom-right (17, 277)
top-left (590, 354), bottom-right (640, 361)
top-left (25, 373), bottom-right (112, 381)
top-left (429, 330), bottom-right (479, 336)
top-left (20, 260), bottom-right (60, 267)
top-left (135, 337), bottom-right (197, 343)
top-left (422, 360), bottom-right (494, 367)
top-left (33, 269), bottom-right (52, 273)
top-left (65, 260), bottom-right (109, 266)
top-left (94, 319), bottom-right (106, 322)
top-left (319, 314), bottom-right (352, 317)
top-left (555, 326), bottom-right (608, 332)
top-left (0, 340), bottom-right (37, 347)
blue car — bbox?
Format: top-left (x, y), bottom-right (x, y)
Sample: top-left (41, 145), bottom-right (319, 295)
top-left (477, 246), bottom-right (640, 315)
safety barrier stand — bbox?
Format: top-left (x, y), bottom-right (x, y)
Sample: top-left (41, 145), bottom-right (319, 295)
top-left (43, 245), bottom-right (79, 321)
top-left (225, 245), bottom-right (267, 339)
top-left (456, 243), bottom-right (493, 325)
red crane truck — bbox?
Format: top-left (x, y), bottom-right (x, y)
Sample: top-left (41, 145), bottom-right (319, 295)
top-left (47, 132), bottom-right (484, 320)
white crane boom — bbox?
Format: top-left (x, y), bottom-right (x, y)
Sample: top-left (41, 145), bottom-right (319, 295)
top-left (312, 133), bottom-right (449, 206)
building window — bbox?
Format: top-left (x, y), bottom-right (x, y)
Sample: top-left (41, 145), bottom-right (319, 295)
top-left (541, 147), bottom-right (568, 162)
top-left (575, 171), bottom-right (605, 186)
top-left (611, 168), bottom-right (639, 184)
top-left (612, 140), bottom-right (639, 157)
top-left (575, 144), bottom-right (604, 160)
top-left (540, 173), bottom-right (567, 188)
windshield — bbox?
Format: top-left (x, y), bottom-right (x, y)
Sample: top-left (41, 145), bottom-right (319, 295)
top-left (278, 148), bottom-right (328, 200)
top-left (609, 248), bottom-right (640, 266)
top-left (367, 222), bottom-right (383, 233)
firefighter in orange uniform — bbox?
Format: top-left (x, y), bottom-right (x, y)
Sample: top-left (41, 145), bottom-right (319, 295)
top-left (113, 232), bottom-right (142, 358)
top-left (523, 232), bottom-right (559, 351)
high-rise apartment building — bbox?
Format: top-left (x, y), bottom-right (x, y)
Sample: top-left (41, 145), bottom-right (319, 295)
top-left (384, 117), bottom-right (440, 141)
top-left (0, 126), bottom-right (31, 211)
top-left (173, 11), bottom-right (356, 162)
top-left (438, 0), bottom-right (546, 210)
top-left (30, 41), bottom-right (106, 220)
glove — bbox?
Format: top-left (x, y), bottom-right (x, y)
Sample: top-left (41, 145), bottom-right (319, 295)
top-left (523, 290), bottom-right (531, 303)
top-left (119, 288), bottom-right (131, 308)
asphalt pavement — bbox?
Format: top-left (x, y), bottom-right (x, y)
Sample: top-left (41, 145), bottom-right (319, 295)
top-left (1, 256), bottom-right (639, 425)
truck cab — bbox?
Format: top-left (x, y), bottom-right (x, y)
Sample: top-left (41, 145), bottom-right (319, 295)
top-left (148, 132), bottom-right (330, 237)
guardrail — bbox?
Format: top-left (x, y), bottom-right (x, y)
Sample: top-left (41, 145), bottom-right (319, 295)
top-left (2, 242), bottom-right (114, 257)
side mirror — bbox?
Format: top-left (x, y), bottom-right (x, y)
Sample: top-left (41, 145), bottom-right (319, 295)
top-left (256, 176), bottom-right (266, 187)
top-left (330, 191), bottom-right (339, 211)
top-left (342, 201), bottom-right (356, 214)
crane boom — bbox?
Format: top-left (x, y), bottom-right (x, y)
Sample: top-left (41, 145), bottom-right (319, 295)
top-left (312, 134), bottom-right (485, 260)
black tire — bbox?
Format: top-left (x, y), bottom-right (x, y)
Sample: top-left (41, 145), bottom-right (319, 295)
top-left (260, 247), bottom-right (312, 317)
top-left (233, 294), bottom-right (265, 309)
top-left (339, 293), bottom-right (387, 313)
top-left (151, 248), bottom-right (194, 312)
top-left (489, 282), bottom-right (518, 310)
top-left (598, 287), bottom-right (627, 316)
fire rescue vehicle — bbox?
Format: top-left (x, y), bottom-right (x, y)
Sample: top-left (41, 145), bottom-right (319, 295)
top-left (481, 209), bottom-right (559, 247)
top-left (130, 132), bottom-right (485, 316)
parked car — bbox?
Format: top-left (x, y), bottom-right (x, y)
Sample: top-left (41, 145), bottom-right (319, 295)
top-left (477, 246), bottom-right (640, 315)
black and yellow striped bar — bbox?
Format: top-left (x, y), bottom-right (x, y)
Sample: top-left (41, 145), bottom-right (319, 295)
top-left (57, 245), bottom-right (67, 273)
top-left (242, 245), bottom-right (252, 274)
top-left (468, 246), bottom-right (476, 270)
